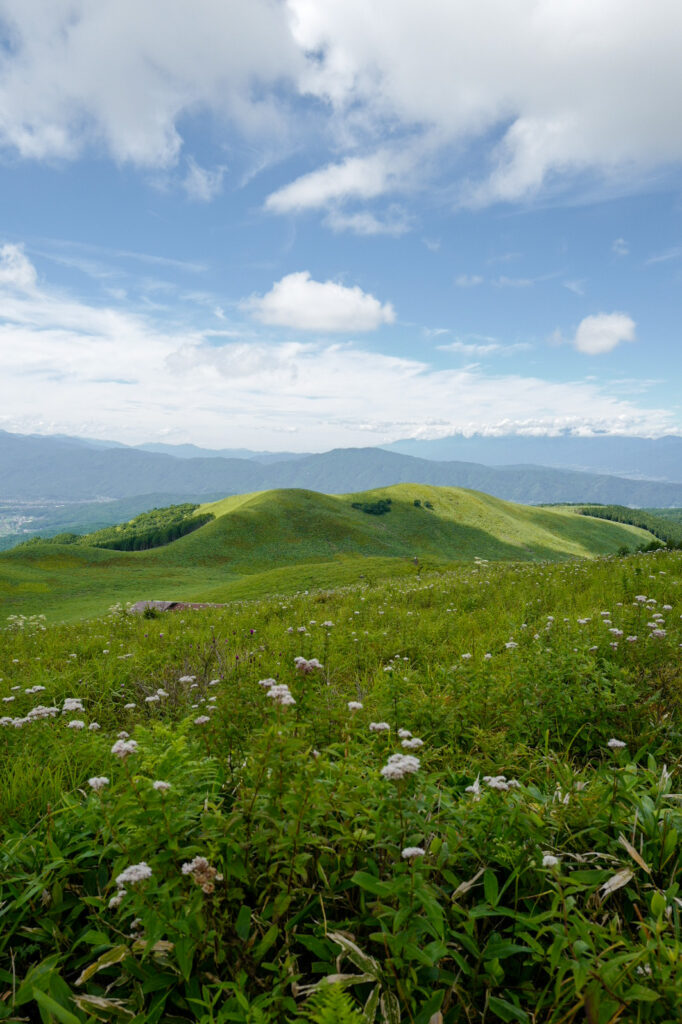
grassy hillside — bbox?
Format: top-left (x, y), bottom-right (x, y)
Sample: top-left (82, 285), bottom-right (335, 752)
top-left (0, 484), bottom-right (656, 621)
top-left (2, 547), bottom-right (682, 1021)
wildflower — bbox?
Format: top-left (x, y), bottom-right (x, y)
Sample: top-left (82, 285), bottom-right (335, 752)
top-left (266, 684), bottom-right (296, 707)
top-left (401, 847), bottom-right (425, 859)
top-left (369, 721), bottom-right (390, 733)
top-left (321, 620), bottom-right (334, 628)
top-left (152, 780), bottom-right (171, 792)
top-left (398, 728), bottom-right (412, 739)
top-left (484, 775), bottom-right (509, 791)
top-left (347, 701), bottom-right (363, 711)
top-left (505, 641), bottom-right (518, 649)
top-left (179, 675), bottom-right (196, 683)
top-left (181, 856), bottom-right (223, 894)
top-left (257, 677), bottom-right (276, 688)
top-left (465, 776), bottom-right (481, 798)
top-left (607, 737), bottom-right (626, 749)
top-left (145, 695), bottom-right (160, 703)
top-left (2, 696), bottom-right (14, 703)
top-left (401, 737), bottom-right (424, 749)
top-left (156, 689), bottom-right (169, 697)
top-left (626, 636), bottom-right (638, 642)
top-left (124, 702), bottom-right (137, 709)
top-left (461, 652), bottom-right (472, 660)
top-left (650, 629), bottom-right (667, 638)
top-left (381, 753), bottom-right (420, 780)
top-left (294, 656), bottom-right (323, 673)
top-left (108, 890), bottom-right (125, 908)
top-left (62, 698), bottom-right (84, 714)
top-left (67, 720), bottom-right (85, 730)
top-left (115, 862), bottom-right (152, 888)
top-left (111, 738), bottom-right (138, 758)
top-left (88, 776), bottom-right (110, 792)
top-left (194, 715), bottom-right (211, 725)
top-left (88, 722), bottom-right (101, 731)
top-left (542, 854), bottom-right (560, 868)
top-left (117, 731), bottom-right (130, 739)
top-left (484, 652), bottom-right (492, 660)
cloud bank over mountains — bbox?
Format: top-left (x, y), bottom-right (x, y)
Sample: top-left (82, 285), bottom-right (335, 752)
top-left (0, 244), bottom-right (673, 449)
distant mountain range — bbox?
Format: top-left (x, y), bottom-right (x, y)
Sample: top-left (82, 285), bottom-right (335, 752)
top-left (2, 429), bottom-right (682, 509)
top-left (384, 433), bottom-right (682, 482)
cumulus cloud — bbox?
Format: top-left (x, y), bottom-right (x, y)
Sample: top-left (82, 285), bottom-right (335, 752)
top-left (612, 237), bottom-right (629, 256)
top-left (455, 274), bottom-right (483, 288)
top-left (242, 271), bottom-right (396, 332)
top-left (573, 313), bottom-right (637, 355)
top-left (0, 2), bottom-right (681, 210)
top-left (0, 0), bottom-right (301, 166)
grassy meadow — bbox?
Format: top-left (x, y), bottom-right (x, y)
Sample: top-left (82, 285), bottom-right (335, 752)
top-left (2, 539), bottom-right (682, 1022)
top-left (0, 485), bottom-right (657, 622)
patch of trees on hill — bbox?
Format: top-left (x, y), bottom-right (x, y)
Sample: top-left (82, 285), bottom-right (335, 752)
top-left (351, 498), bottom-right (392, 515)
top-left (20, 504), bottom-right (214, 551)
top-left (578, 505), bottom-right (682, 549)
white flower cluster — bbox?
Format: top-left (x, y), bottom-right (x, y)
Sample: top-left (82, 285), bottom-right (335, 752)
top-left (347, 701), bottom-right (363, 711)
top-left (266, 684), bottom-right (296, 707)
top-left (111, 738), bottom-right (138, 758)
top-left (194, 715), bottom-right (211, 725)
top-left (1, 704), bottom-right (59, 728)
top-left (257, 677), bottom-right (277, 688)
top-left (369, 721), bottom-right (390, 733)
top-left (88, 776), bottom-right (110, 792)
top-left (62, 698), bottom-right (84, 714)
top-left (181, 855), bottom-right (223, 894)
top-left (381, 753), bottom-right (420, 780)
top-left (401, 846), bottom-right (425, 859)
top-left (294, 656), bottom-right (324, 674)
top-left (115, 862), bottom-right (152, 888)
top-left (607, 737), bottom-right (626, 749)
top-left (401, 737), bottom-right (423, 750)
top-left (152, 780), bottom-right (171, 792)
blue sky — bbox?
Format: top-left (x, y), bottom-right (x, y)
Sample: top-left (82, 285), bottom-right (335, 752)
top-left (0, 0), bottom-right (681, 451)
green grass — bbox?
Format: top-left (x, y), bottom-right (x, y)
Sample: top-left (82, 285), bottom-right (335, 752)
top-left (0, 484), bottom-right (656, 621)
top-left (2, 546), bottom-right (682, 1021)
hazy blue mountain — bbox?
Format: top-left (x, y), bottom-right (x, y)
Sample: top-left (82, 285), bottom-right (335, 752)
top-left (136, 442), bottom-right (305, 463)
top-left (384, 434), bottom-right (682, 482)
top-left (3, 431), bottom-right (682, 511)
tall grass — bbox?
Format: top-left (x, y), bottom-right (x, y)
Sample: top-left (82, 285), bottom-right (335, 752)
top-left (1, 548), bottom-right (681, 1021)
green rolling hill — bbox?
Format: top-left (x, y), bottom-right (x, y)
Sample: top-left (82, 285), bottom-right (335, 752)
top-left (0, 484), bottom-right (657, 621)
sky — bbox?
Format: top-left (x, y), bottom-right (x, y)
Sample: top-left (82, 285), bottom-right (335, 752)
top-left (0, 0), bottom-right (681, 452)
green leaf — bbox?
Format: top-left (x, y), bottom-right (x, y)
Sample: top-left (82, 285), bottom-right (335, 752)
top-left (483, 870), bottom-right (499, 906)
top-left (415, 990), bottom-right (444, 1024)
top-left (363, 985), bottom-right (380, 1023)
top-left (75, 945), bottom-right (129, 986)
top-left (32, 989), bottom-right (82, 1024)
top-left (623, 984), bottom-right (660, 1003)
top-left (351, 871), bottom-right (392, 898)
top-left (235, 905), bottom-right (251, 941)
top-left (254, 924), bottom-right (278, 962)
top-left (380, 990), bottom-right (401, 1024)
top-left (487, 995), bottom-right (530, 1022)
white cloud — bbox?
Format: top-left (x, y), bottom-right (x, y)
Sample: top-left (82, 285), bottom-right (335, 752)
top-left (264, 153), bottom-right (397, 213)
top-left (440, 339), bottom-right (530, 358)
top-left (563, 279), bottom-right (585, 296)
top-left (455, 274), bottom-right (483, 288)
top-left (288, 0), bottom-right (682, 206)
top-left (573, 313), bottom-right (637, 355)
top-left (0, 0), bottom-right (301, 166)
top-left (0, 2), bottom-right (681, 210)
top-left (242, 271), bottom-right (395, 332)
top-left (0, 244), bottom-right (37, 290)
top-left (323, 205), bottom-right (411, 236)
top-left (182, 158), bottom-right (226, 202)
top-left (612, 237), bottom-right (629, 256)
